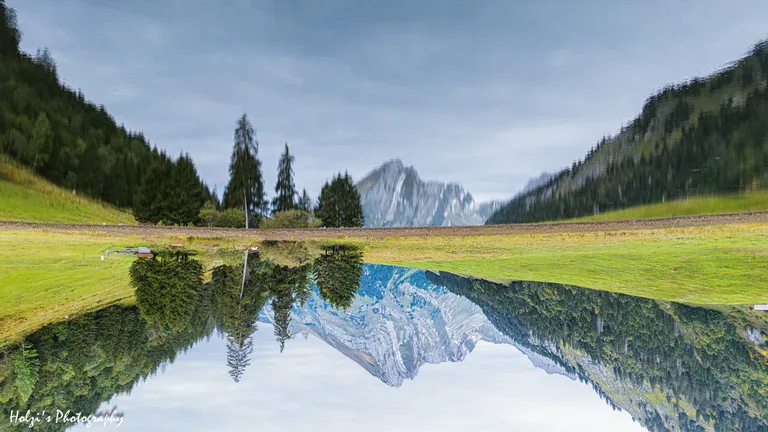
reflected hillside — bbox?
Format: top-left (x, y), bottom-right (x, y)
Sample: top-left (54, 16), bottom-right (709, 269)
top-left (0, 304), bottom-right (213, 432)
top-left (426, 271), bottom-right (768, 432)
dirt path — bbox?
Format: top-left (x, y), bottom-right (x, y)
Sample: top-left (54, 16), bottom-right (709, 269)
top-left (2, 211), bottom-right (768, 240)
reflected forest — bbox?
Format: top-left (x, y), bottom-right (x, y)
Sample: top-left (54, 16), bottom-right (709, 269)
top-left (0, 246), bottom-right (363, 432)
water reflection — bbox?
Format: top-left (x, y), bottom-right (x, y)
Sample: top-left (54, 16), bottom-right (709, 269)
top-left (426, 272), bottom-right (768, 432)
top-left (128, 247), bottom-right (364, 382)
top-left (1, 250), bottom-right (767, 431)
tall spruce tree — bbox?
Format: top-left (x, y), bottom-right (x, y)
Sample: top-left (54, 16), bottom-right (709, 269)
top-left (133, 153), bottom-right (206, 225)
top-left (167, 153), bottom-right (206, 226)
top-left (272, 143), bottom-right (296, 213)
top-left (223, 114), bottom-right (266, 228)
top-left (315, 172), bottom-right (364, 228)
top-left (134, 153), bottom-right (173, 223)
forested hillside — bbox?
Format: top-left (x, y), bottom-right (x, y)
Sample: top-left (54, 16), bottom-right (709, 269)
top-left (0, 1), bottom-right (212, 212)
top-left (488, 40), bottom-right (768, 224)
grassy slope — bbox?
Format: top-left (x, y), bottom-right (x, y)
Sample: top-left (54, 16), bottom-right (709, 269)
top-left (573, 191), bottom-right (768, 222)
top-left (0, 157), bottom-right (136, 224)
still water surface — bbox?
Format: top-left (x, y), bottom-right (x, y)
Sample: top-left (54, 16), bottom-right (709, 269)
top-left (3, 250), bottom-right (768, 431)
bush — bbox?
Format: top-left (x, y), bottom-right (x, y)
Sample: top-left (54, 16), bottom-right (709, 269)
top-left (198, 205), bottom-right (219, 227)
top-left (262, 210), bottom-right (320, 229)
top-left (194, 207), bottom-right (246, 228)
top-left (218, 208), bottom-right (246, 228)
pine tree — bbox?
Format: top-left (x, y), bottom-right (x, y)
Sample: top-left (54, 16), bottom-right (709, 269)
top-left (133, 155), bottom-right (172, 223)
top-left (315, 172), bottom-right (364, 228)
top-left (33, 47), bottom-right (56, 76)
top-left (167, 153), bottom-right (206, 225)
top-left (271, 287), bottom-right (293, 353)
top-left (298, 188), bottom-right (312, 212)
top-left (0, 1), bottom-right (21, 57)
top-left (226, 334), bottom-right (253, 383)
top-left (272, 143), bottom-right (296, 213)
top-left (222, 114), bottom-right (266, 228)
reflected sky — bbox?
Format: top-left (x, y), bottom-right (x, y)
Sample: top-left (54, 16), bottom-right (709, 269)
top-left (74, 326), bottom-right (643, 432)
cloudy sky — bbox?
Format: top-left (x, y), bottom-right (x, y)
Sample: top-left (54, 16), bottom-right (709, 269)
top-left (9, 0), bottom-right (768, 201)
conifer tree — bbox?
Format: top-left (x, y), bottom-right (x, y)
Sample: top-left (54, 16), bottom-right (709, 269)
top-left (223, 114), bottom-right (266, 227)
top-left (315, 172), bottom-right (364, 228)
top-left (134, 155), bottom-right (173, 223)
top-left (34, 47), bottom-right (56, 76)
top-left (167, 153), bottom-right (206, 225)
top-left (0, 0), bottom-right (21, 57)
top-left (133, 153), bottom-right (206, 225)
top-left (272, 143), bottom-right (296, 212)
top-left (298, 188), bottom-right (312, 213)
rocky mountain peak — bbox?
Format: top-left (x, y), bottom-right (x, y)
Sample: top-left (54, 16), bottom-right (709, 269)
top-left (356, 159), bottom-right (500, 227)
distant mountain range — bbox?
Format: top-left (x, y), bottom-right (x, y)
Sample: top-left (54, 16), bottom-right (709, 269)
top-left (261, 264), bottom-right (574, 387)
top-left (355, 159), bottom-right (503, 227)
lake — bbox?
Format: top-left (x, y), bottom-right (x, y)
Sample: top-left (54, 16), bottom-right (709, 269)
top-left (2, 248), bottom-right (767, 431)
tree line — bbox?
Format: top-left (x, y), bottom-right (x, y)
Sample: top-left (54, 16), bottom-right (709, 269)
top-left (488, 40), bottom-right (768, 224)
top-left (0, 1), bottom-right (213, 213)
top-left (188, 113), bottom-right (363, 228)
top-left (0, 2), bottom-right (363, 228)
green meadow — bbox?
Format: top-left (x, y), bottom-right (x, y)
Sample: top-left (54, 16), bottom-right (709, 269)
top-left (2, 220), bottom-right (767, 346)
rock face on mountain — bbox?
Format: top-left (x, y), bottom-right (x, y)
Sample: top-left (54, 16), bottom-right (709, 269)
top-left (355, 159), bottom-right (502, 227)
top-left (261, 264), bottom-right (573, 387)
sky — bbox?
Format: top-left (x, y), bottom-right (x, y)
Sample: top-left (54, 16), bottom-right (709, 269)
top-left (8, 0), bottom-right (768, 202)
top-left (72, 331), bottom-right (646, 432)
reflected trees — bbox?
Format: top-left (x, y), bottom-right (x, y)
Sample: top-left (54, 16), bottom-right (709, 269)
top-left (314, 246), bottom-right (364, 310)
top-left (129, 250), bottom-right (205, 332)
top-left (127, 244), bottom-right (364, 383)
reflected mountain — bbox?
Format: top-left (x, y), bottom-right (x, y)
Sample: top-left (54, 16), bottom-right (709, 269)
top-left (425, 271), bottom-right (768, 432)
top-left (260, 264), bottom-right (512, 387)
top-left (2, 248), bottom-right (768, 431)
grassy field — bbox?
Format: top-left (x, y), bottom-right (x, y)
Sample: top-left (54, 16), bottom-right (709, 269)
top-left (0, 231), bottom-right (138, 346)
top-left (2, 219), bottom-right (767, 346)
top-left (0, 229), bottom-right (242, 346)
top-left (353, 223), bottom-right (768, 305)
top-left (573, 191), bottom-right (768, 222)
top-left (0, 157), bottom-right (136, 224)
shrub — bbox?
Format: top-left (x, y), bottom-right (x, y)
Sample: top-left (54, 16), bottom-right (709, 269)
top-left (198, 205), bottom-right (220, 227)
top-left (194, 207), bottom-right (246, 228)
top-left (218, 208), bottom-right (247, 228)
top-left (262, 210), bottom-right (321, 229)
